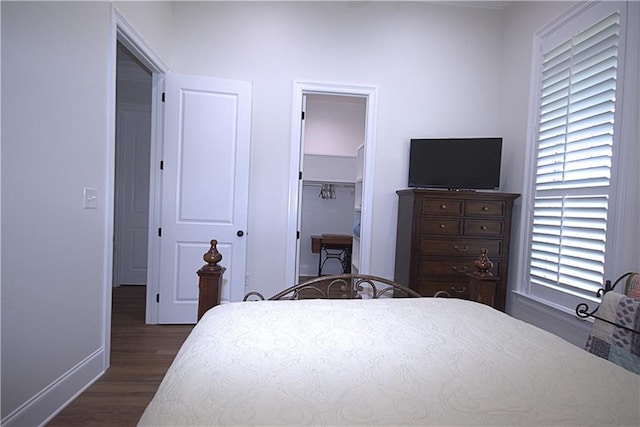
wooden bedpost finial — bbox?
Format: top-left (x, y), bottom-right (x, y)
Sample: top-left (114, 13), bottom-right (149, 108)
top-left (202, 239), bottom-right (223, 272)
top-left (472, 248), bottom-right (494, 277)
top-left (197, 239), bottom-right (226, 320)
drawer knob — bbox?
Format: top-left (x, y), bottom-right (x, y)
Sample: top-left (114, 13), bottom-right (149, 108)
top-left (440, 224), bottom-right (446, 229)
top-left (452, 266), bottom-right (468, 273)
top-left (454, 245), bottom-right (469, 252)
top-left (440, 204), bottom-right (447, 209)
top-left (483, 206), bottom-right (489, 211)
top-left (481, 225), bottom-right (488, 230)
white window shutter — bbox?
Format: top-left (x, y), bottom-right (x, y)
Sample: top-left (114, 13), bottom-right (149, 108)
top-left (529, 11), bottom-right (620, 299)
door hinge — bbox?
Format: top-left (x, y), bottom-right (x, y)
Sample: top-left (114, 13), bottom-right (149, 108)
top-left (162, 92), bottom-right (166, 103)
top-left (301, 111), bottom-right (305, 120)
top-left (160, 160), bottom-right (164, 170)
top-left (158, 227), bottom-right (162, 237)
top-left (156, 293), bottom-right (160, 303)
top-left (297, 231), bottom-right (300, 239)
top-left (299, 171), bottom-right (302, 180)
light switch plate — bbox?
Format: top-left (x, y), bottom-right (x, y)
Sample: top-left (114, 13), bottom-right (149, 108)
top-left (83, 187), bottom-right (98, 209)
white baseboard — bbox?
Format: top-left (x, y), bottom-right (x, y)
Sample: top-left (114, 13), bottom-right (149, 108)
top-left (2, 347), bottom-right (106, 427)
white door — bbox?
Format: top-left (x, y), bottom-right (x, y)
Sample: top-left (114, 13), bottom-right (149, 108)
top-left (115, 107), bottom-right (151, 286)
top-left (293, 95), bottom-right (307, 281)
top-left (158, 73), bottom-right (251, 324)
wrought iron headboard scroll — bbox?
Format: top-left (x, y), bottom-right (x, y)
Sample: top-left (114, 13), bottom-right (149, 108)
top-left (243, 273), bottom-right (422, 301)
top-left (575, 272), bottom-right (640, 335)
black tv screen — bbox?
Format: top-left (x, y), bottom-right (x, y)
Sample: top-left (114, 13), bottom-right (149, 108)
top-left (408, 138), bottom-right (502, 190)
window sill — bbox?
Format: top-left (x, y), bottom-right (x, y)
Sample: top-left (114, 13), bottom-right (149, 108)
top-left (510, 290), bottom-right (593, 347)
top-left (511, 290), bottom-right (586, 317)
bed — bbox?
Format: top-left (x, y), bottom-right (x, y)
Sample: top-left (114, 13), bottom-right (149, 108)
top-left (139, 274), bottom-right (639, 426)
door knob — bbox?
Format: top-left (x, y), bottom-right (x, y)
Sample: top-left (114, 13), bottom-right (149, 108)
top-left (237, 230), bottom-right (244, 237)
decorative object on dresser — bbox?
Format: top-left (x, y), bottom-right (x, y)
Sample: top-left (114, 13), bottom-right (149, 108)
top-left (465, 249), bottom-right (501, 308)
top-left (394, 189), bottom-right (520, 312)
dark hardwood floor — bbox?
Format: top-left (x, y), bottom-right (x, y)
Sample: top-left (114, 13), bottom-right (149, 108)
top-left (47, 286), bottom-right (193, 426)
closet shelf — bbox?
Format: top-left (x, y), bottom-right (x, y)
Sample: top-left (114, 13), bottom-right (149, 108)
top-left (302, 180), bottom-right (355, 188)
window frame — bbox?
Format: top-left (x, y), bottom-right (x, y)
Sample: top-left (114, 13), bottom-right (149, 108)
top-left (517, 0), bottom-right (639, 313)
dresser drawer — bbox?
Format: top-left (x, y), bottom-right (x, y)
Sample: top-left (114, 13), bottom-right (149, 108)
top-left (419, 259), bottom-right (502, 277)
top-left (417, 279), bottom-right (470, 299)
top-left (465, 200), bottom-right (507, 217)
top-left (421, 218), bottom-right (463, 235)
top-left (420, 239), bottom-right (502, 257)
top-left (422, 199), bottom-right (463, 215)
top-left (464, 220), bottom-right (504, 236)
top-left (419, 259), bottom-right (474, 276)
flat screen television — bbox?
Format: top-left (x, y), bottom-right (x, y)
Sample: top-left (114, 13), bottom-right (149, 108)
top-left (408, 138), bottom-right (502, 190)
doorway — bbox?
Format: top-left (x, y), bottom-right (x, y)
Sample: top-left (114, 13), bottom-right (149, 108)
top-left (298, 94), bottom-right (365, 280)
top-left (286, 82), bottom-right (378, 287)
top-left (110, 16), bottom-right (169, 340)
top-left (114, 43), bottom-right (152, 291)
top-left (112, 19), bottom-right (251, 327)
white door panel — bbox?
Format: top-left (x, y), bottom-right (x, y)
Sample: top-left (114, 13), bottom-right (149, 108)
top-left (159, 74), bottom-right (251, 323)
top-left (115, 107), bottom-right (151, 286)
top-left (294, 96), bottom-right (306, 281)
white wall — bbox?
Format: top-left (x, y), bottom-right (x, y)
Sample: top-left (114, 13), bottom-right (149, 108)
top-left (1, 2), bottom-right (113, 424)
top-left (1, 2), bottom-right (173, 425)
top-left (304, 94), bottom-right (365, 156)
top-left (113, 0), bottom-right (174, 68)
top-left (167, 1), bottom-right (506, 298)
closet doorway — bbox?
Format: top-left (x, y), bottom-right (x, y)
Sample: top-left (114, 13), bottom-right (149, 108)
top-left (286, 82), bottom-right (378, 287)
top-left (298, 94), bottom-right (365, 280)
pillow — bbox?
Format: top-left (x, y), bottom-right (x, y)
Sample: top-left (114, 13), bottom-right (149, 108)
top-left (624, 273), bottom-right (640, 300)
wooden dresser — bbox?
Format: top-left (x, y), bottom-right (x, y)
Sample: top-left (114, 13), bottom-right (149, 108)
top-left (394, 189), bottom-right (520, 311)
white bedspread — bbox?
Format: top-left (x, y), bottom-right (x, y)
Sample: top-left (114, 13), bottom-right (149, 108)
top-left (139, 298), bottom-right (639, 426)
